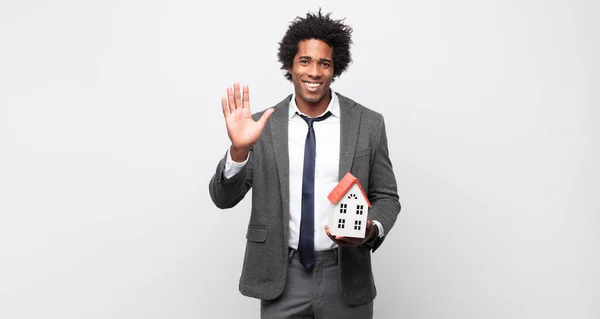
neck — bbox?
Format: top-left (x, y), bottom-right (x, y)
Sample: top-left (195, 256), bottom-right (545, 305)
top-left (296, 91), bottom-right (332, 118)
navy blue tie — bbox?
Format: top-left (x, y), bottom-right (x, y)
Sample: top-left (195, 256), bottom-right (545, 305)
top-left (297, 111), bottom-right (332, 270)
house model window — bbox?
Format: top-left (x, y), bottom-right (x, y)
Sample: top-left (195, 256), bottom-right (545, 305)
top-left (356, 204), bottom-right (364, 215)
top-left (354, 220), bottom-right (362, 230)
top-left (327, 172), bottom-right (371, 238)
top-left (340, 203), bottom-right (347, 214)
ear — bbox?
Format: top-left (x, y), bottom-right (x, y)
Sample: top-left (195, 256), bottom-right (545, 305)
top-left (287, 66), bottom-right (292, 74)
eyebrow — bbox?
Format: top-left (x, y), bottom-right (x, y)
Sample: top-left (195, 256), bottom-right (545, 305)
top-left (298, 56), bottom-right (333, 64)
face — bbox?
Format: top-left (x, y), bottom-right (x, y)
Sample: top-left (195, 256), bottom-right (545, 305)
top-left (288, 39), bottom-right (334, 112)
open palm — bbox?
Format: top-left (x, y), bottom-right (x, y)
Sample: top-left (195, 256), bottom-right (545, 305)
top-left (221, 83), bottom-right (274, 152)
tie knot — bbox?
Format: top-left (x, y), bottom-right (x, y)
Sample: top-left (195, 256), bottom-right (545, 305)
top-left (298, 111), bottom-right (332, 127)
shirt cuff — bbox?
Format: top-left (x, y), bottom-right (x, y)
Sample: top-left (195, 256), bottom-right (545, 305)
top-left (372, 220), bottom-right (385, 238)
top-left (223, 148), bottom-right (249, 179)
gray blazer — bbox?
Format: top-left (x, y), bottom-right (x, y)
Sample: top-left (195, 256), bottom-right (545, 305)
top-left (209, 92), bottom-right (400, 306)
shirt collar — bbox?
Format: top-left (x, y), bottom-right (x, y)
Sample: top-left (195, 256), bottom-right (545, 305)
top-left (288, 88), bottom-right (340, 119)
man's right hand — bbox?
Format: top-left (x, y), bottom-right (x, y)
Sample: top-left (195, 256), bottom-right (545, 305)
top-left (221, 82), bottom-right (274, 162)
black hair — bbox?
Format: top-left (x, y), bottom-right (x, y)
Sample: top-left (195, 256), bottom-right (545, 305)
top-left (277, 9), bottom-right (353, 81)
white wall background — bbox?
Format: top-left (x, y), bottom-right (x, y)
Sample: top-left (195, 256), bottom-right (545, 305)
top-left (1, 0), bottom-right (598, 318)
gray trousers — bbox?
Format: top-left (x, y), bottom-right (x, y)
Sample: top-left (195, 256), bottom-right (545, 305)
top-left (260, 249), bottom-right (373, 319)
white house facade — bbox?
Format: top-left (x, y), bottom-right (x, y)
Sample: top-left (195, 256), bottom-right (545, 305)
top-left (329, 183), bottom-right (370, 238)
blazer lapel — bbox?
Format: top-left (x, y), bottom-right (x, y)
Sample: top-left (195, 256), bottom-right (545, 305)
top-left (337, 93), bottom-right (360, 179)
top-left (269, 95), bottom-right (292, 241)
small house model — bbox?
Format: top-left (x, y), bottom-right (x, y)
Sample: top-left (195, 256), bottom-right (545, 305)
top-left (327, 172), bottom-right (371, 238)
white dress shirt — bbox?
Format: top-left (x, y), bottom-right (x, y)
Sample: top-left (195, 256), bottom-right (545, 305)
top-left (223, 89), bottom-right (384, 250)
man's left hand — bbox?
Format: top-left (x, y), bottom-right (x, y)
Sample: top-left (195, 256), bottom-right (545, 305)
top-left (325, 220), bottom-right (377, 247)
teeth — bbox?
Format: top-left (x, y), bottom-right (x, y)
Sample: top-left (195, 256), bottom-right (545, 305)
top-left (305, 82), bottom-right (321, 88)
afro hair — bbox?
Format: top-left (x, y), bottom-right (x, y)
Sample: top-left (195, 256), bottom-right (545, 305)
top-left (277, 9), bottom-right (353, 81)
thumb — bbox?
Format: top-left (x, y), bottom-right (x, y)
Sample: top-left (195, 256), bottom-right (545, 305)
top-left (256, 108), bottom-right (275, 128)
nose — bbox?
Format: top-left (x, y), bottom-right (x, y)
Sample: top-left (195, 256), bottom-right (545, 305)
top-left (307, 62), bottom-right (321, 78)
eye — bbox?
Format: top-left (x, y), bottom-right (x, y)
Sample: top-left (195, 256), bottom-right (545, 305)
top-left (321, 62), bottom-right (332, 68)
top-left (299, 59), bottom-right (309, 65)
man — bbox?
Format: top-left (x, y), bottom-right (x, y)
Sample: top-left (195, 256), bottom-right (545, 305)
top-left (209, 10), bottom-right (400, 318)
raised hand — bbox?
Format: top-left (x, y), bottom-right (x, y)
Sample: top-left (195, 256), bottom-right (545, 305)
top-left (221, 83), bottom-right (274, 161)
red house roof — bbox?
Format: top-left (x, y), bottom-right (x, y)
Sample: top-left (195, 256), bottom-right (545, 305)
top-left (327, 172), bottom-right (371, 207)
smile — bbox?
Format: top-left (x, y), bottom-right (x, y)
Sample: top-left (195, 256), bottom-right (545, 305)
top-left (303, 81), bottom-right (322, 91)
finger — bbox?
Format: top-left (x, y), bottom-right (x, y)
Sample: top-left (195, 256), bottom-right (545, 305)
top-left (326, 232), bottom-right (358, 246)
top-left (221, 97), bottom-right (229, 117)
top-left (327, 233), bottom-right (336, 242)
top-left (335, 235), bottom-right (359, 243)
top-left (256, 108), bottom-right (275, 129)
top-left (233, 82), bottom-right (242, 109)
top-left (242, 84), bottom-right (250, 109)
top-left (324, 226), bottom-right (337, 241)
top-left (227, 87), bottom-right (236, 110)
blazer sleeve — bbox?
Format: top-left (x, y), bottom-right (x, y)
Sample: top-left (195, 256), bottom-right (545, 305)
top-left (366, 116), bottom-right (401, 251)
top-left (209, 149), bottom-right (253, 209)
